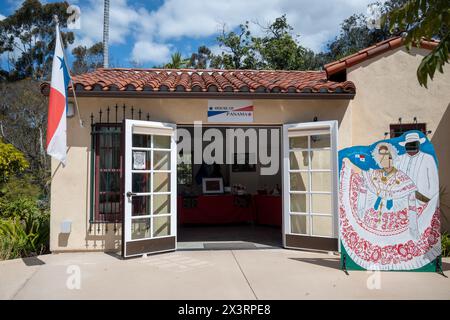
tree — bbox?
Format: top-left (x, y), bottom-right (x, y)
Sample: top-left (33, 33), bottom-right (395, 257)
top-left (0, 0), bottom-right (74, 81)
top-left (325, 1), bottom-right (409, 62)
top-left (0, 79), bottom-right (49, 197)
top-left (384, 0), bottom-right (449, 87)
top-left (71, 42), bottom-right (104, 75)
top-left (164, 52), bottom-right (190, 69)
top-left (188, 46), bottom-right (212, 69)
top-left (254, 15), bottom-right (321, 70)
top-left (211, 22), bottom-right (258, 69)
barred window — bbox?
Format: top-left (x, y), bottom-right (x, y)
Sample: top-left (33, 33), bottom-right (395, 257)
top-left (92, 124), bottom-right (123, 223)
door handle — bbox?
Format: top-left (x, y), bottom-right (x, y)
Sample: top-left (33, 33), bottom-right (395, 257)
top-left (126, 191), bottom-right (137, 198)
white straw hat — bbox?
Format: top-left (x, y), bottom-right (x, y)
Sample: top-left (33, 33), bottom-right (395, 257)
top-left (399, 132), bottom-right (426, 146)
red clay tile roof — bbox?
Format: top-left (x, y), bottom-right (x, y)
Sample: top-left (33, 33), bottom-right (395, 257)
top-left (324, 36), bottom-right (439, 77)
top-left (41, 68), bottom-right (356, 97)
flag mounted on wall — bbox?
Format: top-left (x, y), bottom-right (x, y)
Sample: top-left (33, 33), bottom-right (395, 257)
top-left (46, 21), bottom-right (71, 166)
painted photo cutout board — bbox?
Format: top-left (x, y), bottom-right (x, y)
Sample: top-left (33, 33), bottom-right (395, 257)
top-left (339, 131), bottom-right (441, 271)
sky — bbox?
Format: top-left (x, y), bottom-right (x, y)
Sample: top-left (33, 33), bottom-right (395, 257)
top-left (0, 0), bottom-right (379, 68)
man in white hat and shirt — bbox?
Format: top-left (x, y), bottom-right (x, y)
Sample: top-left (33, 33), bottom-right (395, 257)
top-left (394, 132), bottom-right (439, 204)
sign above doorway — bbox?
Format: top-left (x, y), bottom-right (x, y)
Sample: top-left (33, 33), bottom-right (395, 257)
top-left (207, 100), bottom-right (254, 123)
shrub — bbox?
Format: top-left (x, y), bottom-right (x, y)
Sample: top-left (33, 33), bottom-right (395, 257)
top-left (442, 233), bottom-right (450, 258)
top-left (0, 197), bottom-right (49, 260)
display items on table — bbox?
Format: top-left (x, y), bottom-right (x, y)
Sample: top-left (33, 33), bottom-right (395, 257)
top-left (232, 184), bottom-right (247, 195)
top-left (339, 130), bottom-right (441, 272)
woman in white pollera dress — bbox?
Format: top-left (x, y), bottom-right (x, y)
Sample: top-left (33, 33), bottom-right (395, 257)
top-left (356, 142), bottom-right (419, 238)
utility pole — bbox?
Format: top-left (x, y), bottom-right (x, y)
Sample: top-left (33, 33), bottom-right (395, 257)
top-left (103, 0), bottom-right (110, 68)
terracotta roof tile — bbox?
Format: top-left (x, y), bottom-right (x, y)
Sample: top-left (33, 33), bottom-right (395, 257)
top-left (42, 68), bottom-right (356, 96)
top-left (324, 36), bottom-right (439, 77)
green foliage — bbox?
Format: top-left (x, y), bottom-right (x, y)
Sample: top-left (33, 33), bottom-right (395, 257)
top-left (0, 79), bottom-right (50, 198)
top-left (0, 197), bottom-right (49, 260)
top-left (71, 42), bottom-right (104, 75)
top-left (0, 140), bottom-right (29, 182)
top-left (188, 46), bottom-right (212, 69)
top-left (164, 52), bottom-right (190, 69)
top-left (442, 233), bottom-right (450, 257)
top-left (384, 0), bottom-right (449, 87)
top-left (0, 0), bottom-right (74, 80)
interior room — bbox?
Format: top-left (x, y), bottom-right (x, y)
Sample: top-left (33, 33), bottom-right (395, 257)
top-left (176, 125), bottom-right (283, 250)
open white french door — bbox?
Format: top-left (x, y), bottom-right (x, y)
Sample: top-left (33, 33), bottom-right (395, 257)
top-left (122, 119), bottom-right (177, 258)
top-left (282, 121), bottom-right (339, 252)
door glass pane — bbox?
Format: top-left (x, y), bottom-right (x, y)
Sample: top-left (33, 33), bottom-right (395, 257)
top-left (289, 136), bottom-right (308, 149)
top-left (153, 172), bottom-right (171, 192)
top-left (311, 134), bottom-right (330, 148)
top-left (312, 215), bottom-right (332, 237)
top-left (154, 135), bottom-right (171, 149)
top-left (311, 172), bottom-right (331, 192)
top-left (290, 172), bottom-right (309, 191)
top-left (153, 194), bottom-right (170, 215)
top-left (133, 134), bottom-right (151, 148)
top-left (132, 173), bottom-right (151, 193)
top-left (133, 150), bottom-right (151, 170)
top-left (131, 218), bottom-right (151, 239)
top-left (154, 151), bottom-right (170, 170)
top-left (310, 150), bottom-right (330, 169)
top-left (291, 215), bottom-right (309, 235)
top-left (289, 151), bottom-right (309, 170)
top-left (131, 196), bottom-right (151, 216)
top-left (153, 216), bottom-right (170, 237)
top-left (290, 193), bottom-right (309, 213)
top-left (311, 194), bottom-right (332, 214)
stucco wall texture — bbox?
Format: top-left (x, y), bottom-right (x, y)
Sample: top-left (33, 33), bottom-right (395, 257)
top-left (50, 46), bottom-right (450, 252)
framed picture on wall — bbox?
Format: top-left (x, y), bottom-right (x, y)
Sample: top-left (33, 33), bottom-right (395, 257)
top-left (202, 178), bottom-right (224, 194)
top-left (232, 153), bottom-right (257, 172)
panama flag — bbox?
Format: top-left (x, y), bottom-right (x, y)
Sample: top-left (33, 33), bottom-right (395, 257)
top-left (46, 24), bottom-right (71, 166)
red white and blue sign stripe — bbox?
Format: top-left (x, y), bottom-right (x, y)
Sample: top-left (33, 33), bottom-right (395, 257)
top-left (46, 24), bottom-right (71, 165)
top-left (207, 100), bottom-right (254, 123)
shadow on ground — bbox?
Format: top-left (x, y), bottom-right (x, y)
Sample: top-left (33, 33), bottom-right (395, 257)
top-left (21, 256), bottom-right (45, 266)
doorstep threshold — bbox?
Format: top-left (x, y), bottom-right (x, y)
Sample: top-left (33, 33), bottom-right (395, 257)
top-left (177, 241), bottom-right (281, 251)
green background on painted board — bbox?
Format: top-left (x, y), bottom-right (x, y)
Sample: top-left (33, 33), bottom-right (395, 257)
top-left (339, 242), bottom-right (439, 272)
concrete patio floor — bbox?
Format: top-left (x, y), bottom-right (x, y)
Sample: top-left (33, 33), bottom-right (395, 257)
top-left (1, 248), bottom-right (449, 300)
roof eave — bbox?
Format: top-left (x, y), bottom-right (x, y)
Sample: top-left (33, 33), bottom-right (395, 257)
top-left (54, 90), bottom-right (355, 100)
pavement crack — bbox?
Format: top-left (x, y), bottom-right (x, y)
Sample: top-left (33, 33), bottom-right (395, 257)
top-left (10, 267), bottom-right (40, 300)
top-left (231, 250), bottom-right (258, 300)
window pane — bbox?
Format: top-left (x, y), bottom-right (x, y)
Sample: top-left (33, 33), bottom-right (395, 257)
top-left (131, 196), bottom-right (151, 216)
top-left (290, 172), bottom-right (309, 191)
top-left (154, 135), bottom-right (171, 149)
top-left (133, 134), bottom-right (151, 148)
top-left (132, 150), bottom-right (151, 170)
top-left (291, 215), bottom-right (309, 235)
top-left (289, 151), bottom-right (309, 170)
top-left (312, 215), bottom-right (333, 237)
top-left (289, 136), bottom-right (308, 149)
top-left (153, 216), bottom-right (170, 237)
top-left (154, 151), bottom-right (170, 170)
top-left (153, 194), bottom-right (171, 215)
top-left (311, 172), bottom-right (331, 192)
top-left (290, 193), bottom-right (309, 213)
top-left (310, 150), bottom-right (330, 169)
top-left (311, 194), bottom-right (332, 214)
top-left (131, 218), bottom-right (151, 240)
top-left (132, 173), bottom-right (151, 193)
top-left (311, 134), bottom-right (330, 148)
top-left (153, 172), bottom-right (171, 192)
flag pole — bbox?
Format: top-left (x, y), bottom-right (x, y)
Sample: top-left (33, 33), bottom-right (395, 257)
top-left (53, 15), bottom-right (84, 128)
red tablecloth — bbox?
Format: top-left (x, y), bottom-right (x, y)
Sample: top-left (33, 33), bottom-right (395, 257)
top-left (178, 195), bottom-right (255, 225)
top-left (254, 195), bottom-right (282, 227)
